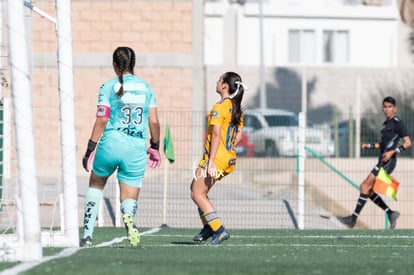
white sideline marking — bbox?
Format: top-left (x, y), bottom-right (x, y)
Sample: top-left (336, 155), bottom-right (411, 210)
top-left (0, 248), bottom-right (78, 275)
top-left (141, 243), bottom-right (412, 248)
top-left (0, 227), bottom-right (162, 275)
top-left (148, 233), bottom-right (414, 239)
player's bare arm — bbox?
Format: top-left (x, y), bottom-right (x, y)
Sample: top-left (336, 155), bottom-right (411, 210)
top-left (233, 129), bottom-right (243, 148)
top-left (89, 116), bottom-right (108, 142)
top-left (148, 107), bottom-right (160, 143)
top-left (208, 125), bottom-right (221, 177)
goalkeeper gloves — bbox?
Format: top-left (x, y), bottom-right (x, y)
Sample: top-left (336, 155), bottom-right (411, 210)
top-left (147, 139), bottom-right (161, 168)
top-left (82, 139), bottom-right (97, 172)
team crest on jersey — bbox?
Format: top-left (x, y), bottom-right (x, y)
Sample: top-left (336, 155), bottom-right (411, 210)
top-left (212, 110), bottom-right (218, 118)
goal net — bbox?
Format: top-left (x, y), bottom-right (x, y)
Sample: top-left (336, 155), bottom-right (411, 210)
top-left (0, 0), bottom-right (78, 262)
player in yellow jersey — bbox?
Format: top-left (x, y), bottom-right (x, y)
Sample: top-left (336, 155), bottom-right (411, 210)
top-left (190, 71), bottom-right (247, 245)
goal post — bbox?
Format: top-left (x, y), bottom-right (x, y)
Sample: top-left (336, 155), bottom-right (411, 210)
top-left (6, 0), bottom-right (42, 261)
top-left (54, 0), bottom-right (79, 248)
top-left (0, 0), bottom-right (79, 262)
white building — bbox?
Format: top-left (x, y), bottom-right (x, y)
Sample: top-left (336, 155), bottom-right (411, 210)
top-left (203, 0), bottom-right (414, 118)
top-left (205, 0), bottom-right (407, 67)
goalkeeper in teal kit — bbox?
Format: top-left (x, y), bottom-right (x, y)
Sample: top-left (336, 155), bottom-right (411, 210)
top-left (80, 46), bottom-right (161, 247)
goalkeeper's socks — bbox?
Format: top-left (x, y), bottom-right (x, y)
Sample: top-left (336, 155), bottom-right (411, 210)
top-left (203, 211), bottom-right (222, 232)
top-left (82, 187), bottom-right (103, 239)
top-left (198, 208), bottom-right (208, 226)
top-left (121, 198), bottom-right (138, 217)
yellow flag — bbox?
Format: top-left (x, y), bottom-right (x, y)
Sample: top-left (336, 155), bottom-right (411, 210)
top-left (163, 124), bottom-right (175, 163)
top-left (373, 167), bottom-right (399, 200)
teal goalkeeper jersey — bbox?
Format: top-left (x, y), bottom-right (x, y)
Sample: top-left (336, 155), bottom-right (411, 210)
top-left (97, 73), bottom-right (156, 140)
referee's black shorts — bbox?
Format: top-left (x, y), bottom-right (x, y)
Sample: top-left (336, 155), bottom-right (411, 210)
top-left (371, 157), bottom-right (397, 176)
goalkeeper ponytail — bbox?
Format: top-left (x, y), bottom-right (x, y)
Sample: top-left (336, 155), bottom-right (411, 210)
top-left (113, 47), bottom-right (136, 97)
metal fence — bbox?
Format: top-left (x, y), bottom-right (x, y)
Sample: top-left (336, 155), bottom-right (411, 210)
top-left (2, 108), bottom-right (414, 231)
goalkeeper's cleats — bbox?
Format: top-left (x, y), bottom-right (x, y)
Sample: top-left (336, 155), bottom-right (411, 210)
top-left (80, 236), bottom-right (93, 248)
top-left (388, 211), bottom-right (400, 229)
top-left (210, 226), bottom-right (230, 245)
top-left (337, 215), bottom-right (356, 229)
top-left (192, 225), bottom-right (214, 242)
top-left (123, 213), bottom-right (140, 247)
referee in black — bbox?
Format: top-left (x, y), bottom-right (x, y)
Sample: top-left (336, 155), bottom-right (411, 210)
top-left (338, 96), bottom-right (411, 229)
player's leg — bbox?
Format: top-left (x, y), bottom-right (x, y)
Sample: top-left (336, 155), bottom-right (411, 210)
top-left (205, 211), bottom-right (230, 246)
top-left (190, 168), bottom-right (215, 242)
top-left (192, 207), bottom-right (213, 242)
top-left (337, 172), bottom-right (375, 228)
top-left (208, 165), bottom-right (233, 245)
top-left (80, 172), bottom-right (108, 247)
top-left (117, 137), bottom-right (146, 246)
top-left (368, 159), bottom-right (399, 228)
top-left (190, 166), bottom-right (230, 245)
top-left (369, 192), bottom-right (400, 229)
top-left (119, 182), bottom-right (141, 247)
top-left (81, 135), bottom-right (118, 246)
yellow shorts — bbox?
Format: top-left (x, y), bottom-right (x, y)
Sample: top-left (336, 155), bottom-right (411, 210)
top-left (198, 157), bottom-right (236, 181)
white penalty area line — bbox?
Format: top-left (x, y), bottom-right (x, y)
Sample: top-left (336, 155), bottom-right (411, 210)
top-left (94, 226), bottom-right (162, 247)
top-left (0, 227), bottom-right (162, 275)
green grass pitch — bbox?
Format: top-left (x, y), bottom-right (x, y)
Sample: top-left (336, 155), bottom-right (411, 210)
top-left (2, 227), bottom-right (414, 275)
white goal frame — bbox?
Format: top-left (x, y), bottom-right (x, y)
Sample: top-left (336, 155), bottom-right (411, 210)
top-left (0, 0), bottom-right (78, 262)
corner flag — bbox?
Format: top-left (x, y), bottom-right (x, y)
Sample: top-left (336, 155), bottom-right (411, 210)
top-left (163, 124), bottom-right (175, 163)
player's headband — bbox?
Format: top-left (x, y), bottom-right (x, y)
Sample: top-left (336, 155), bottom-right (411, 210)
top-left (230, 81), bottom-right (248, 99)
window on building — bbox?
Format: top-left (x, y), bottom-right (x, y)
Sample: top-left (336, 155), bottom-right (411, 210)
top-left (288, 30), bottom-right (315, 63)
top-left (323, 30), bottom-right (349, 64)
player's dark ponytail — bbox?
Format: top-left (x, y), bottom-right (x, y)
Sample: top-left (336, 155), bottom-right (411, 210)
top-left (113, 46), bottom-right (136, 97)
top-left (222, 72), bottom-right (246, 127)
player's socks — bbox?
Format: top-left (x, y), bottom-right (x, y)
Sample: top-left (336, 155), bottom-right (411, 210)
top-left (203, 211), bottom-right (222, 232)
top-left (121, 198), bottom-right (138, 217)
top-left (351, 193), bottom-right (368, 221)
top-left (82, 187), bottom-right (103, 239)
top-left (121, 198), bottom-right (140, 246)
top-left (198, 208), bottom-right (208, 226)
top-left (193, 208), bottom-right (213, 242)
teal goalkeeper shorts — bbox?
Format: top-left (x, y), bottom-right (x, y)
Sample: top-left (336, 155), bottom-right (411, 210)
top-left (92, 130), bottom-right (147, 187)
